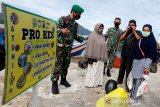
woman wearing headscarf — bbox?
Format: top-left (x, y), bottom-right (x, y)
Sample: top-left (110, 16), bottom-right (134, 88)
top-left (130, 24), bottom-right (157, 104)
top-left (84, 23), bottom-right (108, 87)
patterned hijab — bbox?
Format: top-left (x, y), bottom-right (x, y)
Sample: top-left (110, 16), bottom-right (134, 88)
top-left (84, 23), bottom-right (108, 61)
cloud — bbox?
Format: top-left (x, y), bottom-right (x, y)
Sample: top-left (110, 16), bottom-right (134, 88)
top-left (0, 0), bottom-right (160, 39)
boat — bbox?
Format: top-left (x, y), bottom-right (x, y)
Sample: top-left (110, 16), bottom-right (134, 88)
top-left (70, 34), bottom-right (88, 57)
top-left (70, 42), bottom-right (87, 56)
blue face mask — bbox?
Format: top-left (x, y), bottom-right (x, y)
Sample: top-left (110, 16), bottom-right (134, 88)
top-left (142, 31), bottom-right (150, 37)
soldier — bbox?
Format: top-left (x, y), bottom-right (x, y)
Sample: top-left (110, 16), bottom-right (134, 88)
top-left (104, 18), bottom-right (123, 77)
top-left (51, 5), bottom-right (87, 94)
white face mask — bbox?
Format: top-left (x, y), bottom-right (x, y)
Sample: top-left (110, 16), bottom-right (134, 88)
top-left (142, 31), bottom-right (150, 37)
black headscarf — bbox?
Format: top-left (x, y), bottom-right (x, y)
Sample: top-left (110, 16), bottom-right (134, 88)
top-left (142, 24), bottom-right (157, 62)
top-left (143, 24), bottom-right (152, 30)
top-left (142, 24), bottom-right (154, 39)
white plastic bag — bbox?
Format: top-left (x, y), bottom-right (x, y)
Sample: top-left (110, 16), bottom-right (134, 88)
top-left (136, 80), bottom-right (149, 97)
top-left (143, 73), bottom-right (149, 80)
top-left (127, 71), bottom-right (133, 90)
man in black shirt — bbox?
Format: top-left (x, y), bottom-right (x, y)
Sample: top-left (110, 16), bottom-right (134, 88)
top-left (117, 20), bottom-right (142, 91)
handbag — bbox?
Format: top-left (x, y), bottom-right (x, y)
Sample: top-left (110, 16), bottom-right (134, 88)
top-left (78, 60), bottom-right (88, 69)
top-left (150, 62), bottom-right (157, 73)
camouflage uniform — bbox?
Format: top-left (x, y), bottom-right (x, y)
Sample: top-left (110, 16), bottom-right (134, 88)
top-left (51, 15), bottom-right (85, 81)
top-left (104, 27), bottom-right (123, 70)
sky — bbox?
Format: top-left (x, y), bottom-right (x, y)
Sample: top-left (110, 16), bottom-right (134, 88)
top-left (0, 0), bottom-right (160, 41)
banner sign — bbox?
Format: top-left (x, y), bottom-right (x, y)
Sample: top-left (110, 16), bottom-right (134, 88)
top-left (2, 3), bottom-right (57, 104)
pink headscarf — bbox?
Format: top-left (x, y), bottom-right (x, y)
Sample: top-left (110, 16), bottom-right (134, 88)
top-left (84, 23), bottom-right (108, 61)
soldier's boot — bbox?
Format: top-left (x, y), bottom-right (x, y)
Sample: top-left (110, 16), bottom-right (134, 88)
top-left (52, 81), bottom-right (59, 94)
top-left (107, 68), bottom-right (111, 77)
top-left (103, 62), bottom-right (107, 75)
top-left (60, 76), bottom-right (71, 87)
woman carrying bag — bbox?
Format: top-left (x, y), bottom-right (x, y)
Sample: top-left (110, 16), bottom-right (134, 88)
top-left (130, 24), bottom-right (157, 104)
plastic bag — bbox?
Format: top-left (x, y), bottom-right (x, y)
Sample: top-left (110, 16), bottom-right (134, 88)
top-left (127, 71), bottom-right (133, 90)
top-left (96, 88), bottom-right (128, 107)
top-left (136, 80), bottom-right (149, 97)
top-left (112, 51), bottom-right (121, 68)
top-left (112, 57), bottom-right (121, 68)
top-left (143, 73), bottom-right (149, 80)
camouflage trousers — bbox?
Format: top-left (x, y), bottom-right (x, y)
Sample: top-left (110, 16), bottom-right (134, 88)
top-left (51, 46), bottom-right (71, 81)
top-left (104, 49), bottom-right (117, 70)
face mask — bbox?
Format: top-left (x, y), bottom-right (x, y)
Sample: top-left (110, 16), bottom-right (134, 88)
top-left (115, 23), bottom-right (120, 28)
top-left (74, 13), bottom-right (81, 20)
top-left (142, 31), bottom-right (150, 37)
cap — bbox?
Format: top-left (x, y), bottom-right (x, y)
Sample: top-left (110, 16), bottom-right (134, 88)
top-left (72, 5), bottom-right (84, 13)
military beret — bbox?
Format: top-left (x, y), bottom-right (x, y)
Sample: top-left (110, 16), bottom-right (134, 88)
top-left (72, 5), bottom-right (84, 13)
